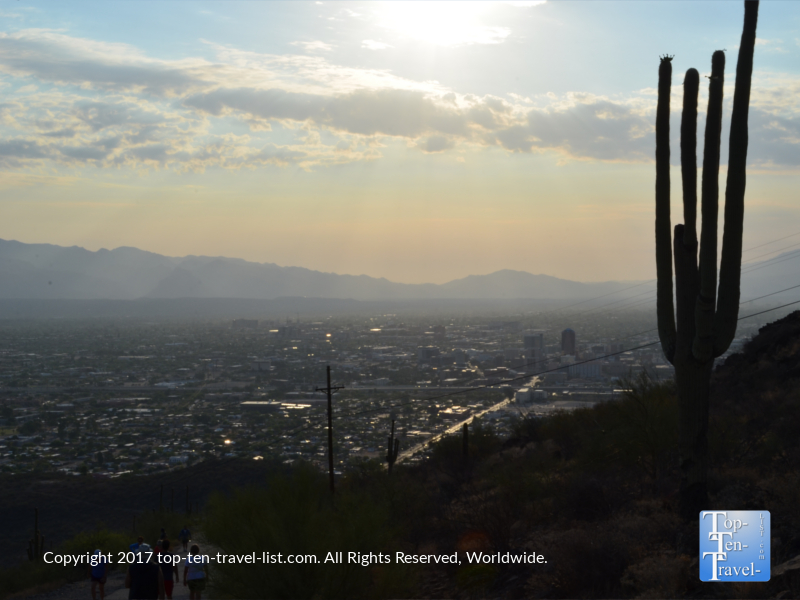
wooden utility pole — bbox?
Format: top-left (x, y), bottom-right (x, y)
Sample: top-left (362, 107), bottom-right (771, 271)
top-left (316, 366), bottom-right (344, 493)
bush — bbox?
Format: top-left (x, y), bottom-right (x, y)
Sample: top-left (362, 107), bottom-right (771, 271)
top-left (133, 508), bottom-right (198, 551)
top-left (203, 463), bottom-right (413, 599)
top-left (0, 561), bottom-right (65, 600)
top-left (0, 527), bottom-right (128, 599)
top-left (60, 526), bottom-right (130, 560)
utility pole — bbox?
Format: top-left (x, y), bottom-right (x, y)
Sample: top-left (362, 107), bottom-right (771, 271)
top-left (316, 366), bottom-right (344, 494)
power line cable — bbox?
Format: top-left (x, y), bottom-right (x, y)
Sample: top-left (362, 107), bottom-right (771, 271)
top-left (743, 230), bottom-right (800, 253)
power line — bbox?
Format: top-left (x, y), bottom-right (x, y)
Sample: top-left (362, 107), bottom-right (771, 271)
top-left (743, 230), bottom-right (800, 253)
top-left (739, 283), bottom-right (800, 305)
top-left (743, 241), bottom-right (800, 265)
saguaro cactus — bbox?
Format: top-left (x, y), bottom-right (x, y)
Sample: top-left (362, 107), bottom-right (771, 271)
top-left (27, 507), bottom-right (44, 561)
top-left (655, 1), bottom-right (758, 519)
top-left (386, 419), bottom-right (399, 474)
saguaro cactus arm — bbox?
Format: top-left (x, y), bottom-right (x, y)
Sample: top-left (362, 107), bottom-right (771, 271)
top-left (655, 55), bottom-right (676, 364)
top-left (680, 68), bottom-right (700, 248)
top-left (693, 51), bottom-right (726, 362)
top-left (714, 0), bottom-right (759, 357)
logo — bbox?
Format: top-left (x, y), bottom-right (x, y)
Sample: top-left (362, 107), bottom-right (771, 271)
top-left (699, 511), bottom-right (770, 582)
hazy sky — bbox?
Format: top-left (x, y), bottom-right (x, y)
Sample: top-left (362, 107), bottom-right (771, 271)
top-left (1, 1), bottom-right (799, 284)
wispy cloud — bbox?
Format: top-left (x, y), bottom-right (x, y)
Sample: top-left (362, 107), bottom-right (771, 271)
top-left (290, 41), bottom-right (335, 52)
top-left (361, 40), bottom-right (391, 50)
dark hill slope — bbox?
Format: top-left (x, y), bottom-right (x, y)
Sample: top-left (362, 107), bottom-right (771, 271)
top-left (711, 310), bottom-right (800, 468)
top-left (0, 458), bottom-right (282, 565)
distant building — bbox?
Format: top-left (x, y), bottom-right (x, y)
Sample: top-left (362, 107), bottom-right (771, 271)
top-left (533, 389), bottom-right (548, 402)
top-left (515, 387), bottom-right (531, 403)
top-left (240, 401), bottom-right (281, 412)
top-left (568, 361), bottom-right (602, 379)
top-left (417, 346), bottom-right (440, 362)
top-left (524, 333), bottom-right (544, 351)
top-left (561, 328), bottom-right (576, 355)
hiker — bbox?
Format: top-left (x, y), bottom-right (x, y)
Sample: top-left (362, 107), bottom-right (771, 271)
top-left (183, 544), bottom-right (209, 600)
top-left (159, 539), bottom-right (180, 600)
top-left (125, 543), bottom-right (165, 600)
top-left (129, 536), bottom-right (144, 553)
top-left (178, 526), bottom-right (191, 552)
top-left (154, 529), bottom-right (166, 556)
top-left (88, 549), bottom-right (108, 600)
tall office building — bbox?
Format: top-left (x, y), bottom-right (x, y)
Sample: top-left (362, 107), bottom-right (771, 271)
top-left (561, 328), bottom-right (576, 355)
top-left (524, 333), bottom-right (544, 351)
top-left (524, 333), bottom-right (545, 367)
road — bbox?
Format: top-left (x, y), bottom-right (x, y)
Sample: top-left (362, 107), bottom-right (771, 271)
top-left (395, 377), bottom-right (539, 465)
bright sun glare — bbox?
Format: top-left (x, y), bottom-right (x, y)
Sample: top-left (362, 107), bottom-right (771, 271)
top-left (375, 1), bottom-right (544, 47)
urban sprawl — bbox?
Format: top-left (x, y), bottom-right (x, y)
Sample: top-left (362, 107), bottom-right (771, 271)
top-left (0, 313), bottom-right (762, 477)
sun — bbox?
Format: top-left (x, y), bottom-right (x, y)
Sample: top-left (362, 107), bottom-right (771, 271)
top-left (373, 1), bottom-right (542, 47)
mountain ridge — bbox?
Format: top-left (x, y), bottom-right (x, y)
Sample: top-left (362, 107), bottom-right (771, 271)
top-left (0, 238), bottom-right (639, 301)
top-left (1, 238), bottom-right (795, 302)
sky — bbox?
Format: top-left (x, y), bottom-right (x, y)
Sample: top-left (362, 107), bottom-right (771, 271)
top-left (1, 1), bottom-right (799, 285)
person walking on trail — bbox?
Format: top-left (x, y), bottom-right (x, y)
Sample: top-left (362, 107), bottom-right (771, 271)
top-left (159, 539), bottom-right (179, 600)
top-left (155, 529), bottom-right (166, 556)
top-left (88, 549), bottom-right (108, 600)
top-left (183, 544), bottom-right (209, 600)
top-left (129, 536), bottom-right (144, 553)
top-left (125, 543), bottom-right (165, 600)
top-left (178, 526), bottom-right (191, 553)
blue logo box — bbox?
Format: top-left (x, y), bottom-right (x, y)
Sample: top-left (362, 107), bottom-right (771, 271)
top-left (699, 511), bottom-right (770, 582)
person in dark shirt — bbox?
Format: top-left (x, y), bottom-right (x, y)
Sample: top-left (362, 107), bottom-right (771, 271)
top-left (178, 526), bottom-right (191, 553)
top-left (87, 549), bottom-right (108, 600)
top-left (159, 539), bottom-right (179, 600)
top-left (125, 544), bottom-right (165, 600)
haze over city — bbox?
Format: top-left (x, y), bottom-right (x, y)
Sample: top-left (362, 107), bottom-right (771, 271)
top-left (2, 1), bottom-right (799, 285)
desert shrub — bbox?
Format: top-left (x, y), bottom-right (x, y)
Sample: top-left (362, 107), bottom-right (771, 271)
top-left (0, 527), bottom-right (128, 599)
top-left (0, 562), bottom-right (66, 600)
top-left (133, 508), bottom-right (197, 550)
top-left (554, 476), bottom-right (611, 522)
top-left (59, 526), bottom-right (129, 561)
top-left (203, 463), bottom-right (413, 599)
top-left (508, 413), bottom-right (542, 444)
top-left (537, 372), bottom-right (678, 483)
top-left (620, 553), bottom-right (692, 599)
top-left (527, 526), bottom-right (631, 598)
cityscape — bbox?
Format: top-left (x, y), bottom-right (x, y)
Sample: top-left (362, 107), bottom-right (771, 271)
top-left (1, 1), bottom-right (799, 597)
top-left (0, 309), bottom-right (764, 477)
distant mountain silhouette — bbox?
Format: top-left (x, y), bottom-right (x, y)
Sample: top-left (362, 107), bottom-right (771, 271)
top-left (0, 238), bottom-right (795, 302)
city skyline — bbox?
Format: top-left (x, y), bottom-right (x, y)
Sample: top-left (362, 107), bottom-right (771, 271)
top-left (2, 1), bottom-right (799, 284)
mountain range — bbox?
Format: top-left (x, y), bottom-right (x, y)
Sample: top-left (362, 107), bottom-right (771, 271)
top-left (0, 239), bottom-right (638, 301)
top-left (0, 238), bottom-right (796, 303)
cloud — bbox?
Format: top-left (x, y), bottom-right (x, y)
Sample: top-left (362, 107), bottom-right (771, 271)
top-left (0, 29), bottom-right (799, 173)
top-left (0, 30), bottom-right (213, 96)
top-left (361, 40), bottom-right (392, 50)
top-left (420, 135), bottom-right (455, 153)
top-left (291, 41), bottom-right (335, 52)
